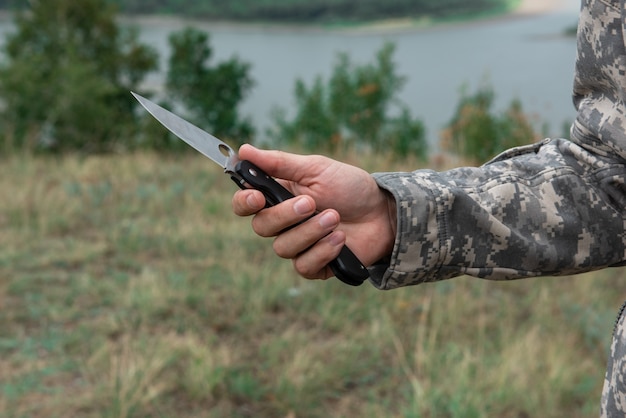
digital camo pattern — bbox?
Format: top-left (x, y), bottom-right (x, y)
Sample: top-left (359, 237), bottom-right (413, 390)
top-left (371, 138), bottom-right (626, 289)
top-left (573, 0), bottom-right (626, 162)
top-left (578, 2), bottom-right (626, 416)
top-left (368, 0), bottom-right (626, 415)
top-left (603, 304), bottom-right (626, 417)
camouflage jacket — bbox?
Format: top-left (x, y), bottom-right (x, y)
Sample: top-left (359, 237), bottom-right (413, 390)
top-left (369, 0), bottom-right (626, 415)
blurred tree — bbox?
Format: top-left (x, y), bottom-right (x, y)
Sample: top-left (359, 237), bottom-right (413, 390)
top-left (165, 27), bottom-right (255, 146)
top-left (0, 0), bottom-right (159, 152)
top-left (271, 42), bottom-right (427, 159)
top-left (440, 83), bottom-right (539, 163)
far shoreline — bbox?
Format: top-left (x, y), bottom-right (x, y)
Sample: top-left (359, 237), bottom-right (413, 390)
top-left (0, 0), bottom-right (576, 36)
top-left (117, 0), bottom-right (575, 35)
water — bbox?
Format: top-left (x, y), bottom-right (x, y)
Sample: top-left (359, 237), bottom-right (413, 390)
top-left (0, 2), bottom-right (581, 146)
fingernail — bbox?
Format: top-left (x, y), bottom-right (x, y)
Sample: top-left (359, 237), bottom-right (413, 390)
top-left (293, 197), bottom-right (314, 215)
top-left (319, 211), bottom-right (338, 229)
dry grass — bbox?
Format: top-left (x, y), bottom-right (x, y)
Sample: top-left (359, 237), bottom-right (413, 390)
top-left (0, 151), bottom-right (624, 417)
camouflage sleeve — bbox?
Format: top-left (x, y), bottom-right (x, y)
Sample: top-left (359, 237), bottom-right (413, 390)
top-left (366, 0), bottom-right (626, 291)
top-left (368, 137), bottom-right (626, 290)
top-left (602, 303), bottom-right (626, 418)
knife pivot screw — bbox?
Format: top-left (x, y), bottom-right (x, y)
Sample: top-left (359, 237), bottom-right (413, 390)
top-left (248, 168), bottom-right (258, 177)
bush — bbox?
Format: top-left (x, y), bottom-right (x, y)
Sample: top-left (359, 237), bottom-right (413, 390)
top-left (271, 42), bottom-right (428, 160)
top-left (0, 0), bottom-right (159, 153)
top-left (0, 3), bottom-right (256, 154)
top-left (440, 83), bottom-right (539, 163)
top-left (164, 27), bottom-right (255, 147)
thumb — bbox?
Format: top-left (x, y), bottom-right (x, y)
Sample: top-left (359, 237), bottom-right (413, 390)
top-left (238, 144), bottom-right (313, 182)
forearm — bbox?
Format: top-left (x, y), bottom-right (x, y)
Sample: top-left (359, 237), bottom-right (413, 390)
top-left (369, 138), bottom-right (626, 290)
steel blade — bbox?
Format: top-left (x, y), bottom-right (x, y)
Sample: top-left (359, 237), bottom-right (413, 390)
top-left (132, 92), bottom-right (234, 168)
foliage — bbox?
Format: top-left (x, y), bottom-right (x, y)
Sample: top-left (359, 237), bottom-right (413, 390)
top-left (440, 83), bottom-right (539, 163)
top-left (0, 0), bottom-right (159, 152)
top-left (271, 43), bottom-right (428, 159)
top-left (0, 2), bottom-right (256, 154)
top-left (106, 0), bottom-right (512, 23)
top-left (165, 27), bottom-right (255, 147)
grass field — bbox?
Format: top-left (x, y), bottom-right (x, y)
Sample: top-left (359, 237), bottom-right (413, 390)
top-left (1, 151), bottom-right (625, 417)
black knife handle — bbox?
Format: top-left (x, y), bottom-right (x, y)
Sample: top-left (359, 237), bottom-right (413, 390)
top-left (233, 159), bottom-right (369, 286)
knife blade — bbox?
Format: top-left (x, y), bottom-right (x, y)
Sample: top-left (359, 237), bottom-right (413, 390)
top-left (132, 92), bottom-right (369, 286)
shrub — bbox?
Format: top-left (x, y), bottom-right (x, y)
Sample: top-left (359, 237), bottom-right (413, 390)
top-left (271, 42), bottom-right (427, 160)
top-left (0, 0), bottom-right (158, 152)
top-left (440, 83), bottom-right (538, 163)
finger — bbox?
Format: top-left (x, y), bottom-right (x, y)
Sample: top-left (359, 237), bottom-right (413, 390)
top-left (239, 144), bottom-right (318, 182)
top-left (272, 209), bottom-right (340, 258)
top-left (232, 189), bottom-right (266, 216)
top-left (251, 195), bottom-right (316, 237)
top-left (292, 231), bottom-right (346, 280)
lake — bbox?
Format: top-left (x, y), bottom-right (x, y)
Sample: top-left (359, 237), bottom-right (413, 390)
top-left (0, 2), bottom-right (581, 146)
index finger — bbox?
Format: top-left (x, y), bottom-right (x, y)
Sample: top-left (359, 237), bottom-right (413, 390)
top-left (238, 144), bottom-right (316, 183)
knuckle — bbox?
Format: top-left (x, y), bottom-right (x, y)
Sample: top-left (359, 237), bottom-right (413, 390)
top-left (272, 238), bottom-right (293, 259)
top-left (251, 215), bottom-right (273, 238)
top-left (293, 257), bottom-right (323, 280)
top-left (250, 202), bottom-right (299, 238)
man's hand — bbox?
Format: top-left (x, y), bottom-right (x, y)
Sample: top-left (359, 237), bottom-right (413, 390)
top-left (232, 144), bottom-right (396, 280)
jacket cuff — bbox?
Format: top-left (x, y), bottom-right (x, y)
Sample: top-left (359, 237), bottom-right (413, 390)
top-left (369, 170), bottom-right (449, 290)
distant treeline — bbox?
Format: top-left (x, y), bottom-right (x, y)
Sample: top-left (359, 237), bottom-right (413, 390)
top-left (0, 0), bottom-right (514, 22)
